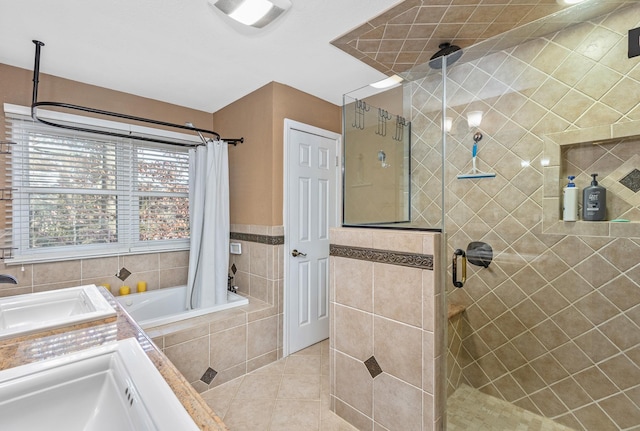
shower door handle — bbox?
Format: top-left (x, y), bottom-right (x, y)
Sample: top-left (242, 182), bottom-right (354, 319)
top-left (452, 249), bottom-right (466, 288)
top-left (291, 249), bottom-right (307, 257)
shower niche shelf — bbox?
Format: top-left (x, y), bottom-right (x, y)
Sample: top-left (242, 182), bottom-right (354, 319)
top-left (542, 120), bottom-right (640, 239)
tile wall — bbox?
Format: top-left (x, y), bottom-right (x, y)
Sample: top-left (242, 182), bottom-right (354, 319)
top-left (410, 4), bottom-right (640, 430)
top-left (147, 224), bottom-right (285, 392)
top-left (229, 223), bottom-right (285, 360)
top-left (329, 227), bottom-right (444, 431)
top-left (148, 294), bottom-right (280, 392)
top-left (0, 250), bottom-right (190, 298)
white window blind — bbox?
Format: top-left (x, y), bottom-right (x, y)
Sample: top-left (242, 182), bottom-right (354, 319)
top-left (4, 107), bottom-right (194, 262)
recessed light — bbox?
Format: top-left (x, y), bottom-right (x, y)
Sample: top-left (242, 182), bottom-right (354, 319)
top-left (370, 75), bottom-right (403, 89)
top-left (210, 0), bottom-right (291, 28)
top-left (229, 0), bottom-right (273, 26)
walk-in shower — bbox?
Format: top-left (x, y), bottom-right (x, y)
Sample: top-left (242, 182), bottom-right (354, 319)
top-left (340, 0), bottom-right (640, 429)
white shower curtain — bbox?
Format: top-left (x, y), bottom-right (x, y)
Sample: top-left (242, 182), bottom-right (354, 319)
top-left (186, 140), bottom-right (229, 309)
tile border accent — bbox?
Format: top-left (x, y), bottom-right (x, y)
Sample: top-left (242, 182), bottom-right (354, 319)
top-left (329, 244), bottom-right (433, 270)
top-left (230, 232), bottom-right (285, 245)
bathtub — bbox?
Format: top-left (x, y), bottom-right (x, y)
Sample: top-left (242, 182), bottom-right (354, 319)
top-left (116, 285), bottom-right (249, 329)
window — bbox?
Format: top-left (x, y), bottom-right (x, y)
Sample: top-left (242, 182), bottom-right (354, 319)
top-left (4, 105), bottom-right (196, 262)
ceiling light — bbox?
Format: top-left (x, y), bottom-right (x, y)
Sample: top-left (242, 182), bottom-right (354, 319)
top-left (370, 75), bottom-right (403, 89)
top-left (210, 0), bottom-right (292, 28)
top-left (556, 0), bottom-right (586, 5)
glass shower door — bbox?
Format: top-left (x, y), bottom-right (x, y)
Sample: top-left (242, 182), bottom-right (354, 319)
top-left (429, 3), bottom-right (640, 430)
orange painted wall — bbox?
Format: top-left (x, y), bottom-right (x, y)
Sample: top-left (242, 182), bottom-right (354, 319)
top-left (1, 63), bottom-right (341, 229)
top-left (0, 63), bottom-right (212, 132)
top-left (213, 82), bottom-right (341, 226)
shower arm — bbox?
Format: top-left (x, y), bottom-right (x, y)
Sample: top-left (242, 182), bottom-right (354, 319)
top-left (29, 40), bottom-right (244, 147)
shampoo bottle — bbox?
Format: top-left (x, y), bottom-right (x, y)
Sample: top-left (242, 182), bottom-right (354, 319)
top-left (582, 173), bottom-right (606, 221)
top-left (562, 176), bottom-right (578, 221)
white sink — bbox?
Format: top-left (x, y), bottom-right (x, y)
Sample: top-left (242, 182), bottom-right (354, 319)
top-left (0, 338), bottom-right (199, 431)
top-left (0, 284), bottom-right (116, 340)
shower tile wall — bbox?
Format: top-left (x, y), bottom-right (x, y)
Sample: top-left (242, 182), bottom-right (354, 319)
top-left (329, 227), bottom-right (444, 431)
top-left (411, 5), bottom-right (640, 430)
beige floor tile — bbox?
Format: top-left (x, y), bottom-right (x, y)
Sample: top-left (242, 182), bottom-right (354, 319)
top-left (223, 398), bottom-right (275, 431)
top-left (200, 339), bottom-right (357, 431)
top-left (284, 354), bottom-right (322, 375)
top-left (235, 373), bottom-right (283, 399)
top-left (278, 374), bottom-right (322, 400)
top-left (294, 341), bottom-right (323, 356)
top-left (200, 376), bottom-right (243, 418)
top-left (270, 399), bottom-right (321, 430)
top-left (251, 357), bottom-right (287, 375)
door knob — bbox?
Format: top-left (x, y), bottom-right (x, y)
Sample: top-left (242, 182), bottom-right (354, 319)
top-left (291, 249), bottom-right (307, 257)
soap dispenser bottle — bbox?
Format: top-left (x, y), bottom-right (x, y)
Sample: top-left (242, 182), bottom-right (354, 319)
top-left (562, 176), bottom-right (578, 221)
top-left (582, 173), bottom-right (606, 221)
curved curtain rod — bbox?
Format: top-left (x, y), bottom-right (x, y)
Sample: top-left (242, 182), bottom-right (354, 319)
top-left (30, 40), bottom-right (244, 147)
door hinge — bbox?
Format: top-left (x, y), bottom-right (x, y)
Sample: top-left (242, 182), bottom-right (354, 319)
top-left (335, 156), bottom-right (339, 167)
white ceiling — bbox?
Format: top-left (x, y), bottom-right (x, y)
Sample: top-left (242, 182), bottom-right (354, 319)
top-left (0, 0), bottom-right (400, 113)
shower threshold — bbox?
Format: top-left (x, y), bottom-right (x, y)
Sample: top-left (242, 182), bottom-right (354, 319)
top-left (447, 384), bottom-right (576, 431)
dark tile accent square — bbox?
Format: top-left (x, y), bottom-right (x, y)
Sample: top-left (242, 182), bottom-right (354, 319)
top-left (619, 168), bottom-right (640, 193)
top-left (364, 356), bottom-right (383, 379)
top-left (201, 367), bottom-right (218, 385)
top-left (116, 267), bottom-right (131, 281)
top-left (231, 263), bottom-right (237, 274)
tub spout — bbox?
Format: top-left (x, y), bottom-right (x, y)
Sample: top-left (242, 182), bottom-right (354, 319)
top-left (0, 274), bottom-right (17, 284)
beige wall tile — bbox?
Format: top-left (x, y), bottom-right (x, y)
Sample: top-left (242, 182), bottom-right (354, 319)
top-left (373, 373), bottom-right (422, 431)
top-left (335, 398), bottom-right (373, 431)
top-left (423, 270), bottom-right (436, 331)
top-left (164, 323), bottom-right (210, 348)
top-left (33, 260), bottom-right (81, 285)
top-left (373, 263), bottom-right (422, 327)
top-left (374, 316), bottom-right (422, 388)
top-left (334, 257), bottom-right (373, 312)
top-left (250, 243), bottom-right (270, 278)
top-left (164, 336), bottom-right (209, 383)
top-left (122, 253), bottom-right (158, 273)
top-left (249, 274), bottom-right (269, 303)
top-left (372, 230), bottom-right (422, 253)
top-left (81, 256), bottom-right (119, 279)
top-left (159, 250), bottom-right (189, 268)
top-left (159, 266), bottom-right (188, 288)
top-left (210, 325), bottom-right (247, 372)
top-left (334, 304), bottom-right (373, 361)
top-left (247, 315), bottom-right (278, 359)
top-left (330, 227), bottom-right (374, 248)
top-left (335, 351), bottom-right (373, 417)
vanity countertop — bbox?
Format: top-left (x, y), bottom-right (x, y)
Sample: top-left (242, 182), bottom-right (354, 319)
top-left (0, 287), bottom-right (228, 431)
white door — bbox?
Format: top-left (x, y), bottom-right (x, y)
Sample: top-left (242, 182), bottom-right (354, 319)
top-left (284, 119), bottom-right (340, 355)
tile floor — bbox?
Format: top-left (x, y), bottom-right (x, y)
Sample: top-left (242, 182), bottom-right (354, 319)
top-left (202, 340), bottom-right (576, 431)
top-left (201, 339), bottom-right (358, 431)
top-left (447, 384), bottom-right (576, 431)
